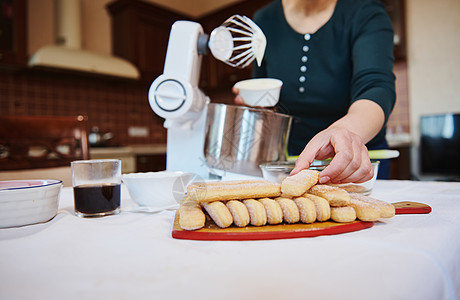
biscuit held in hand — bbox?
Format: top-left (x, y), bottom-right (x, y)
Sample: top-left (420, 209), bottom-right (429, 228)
top-left (179, 197), bottom-right (206, 231)
top-left (307, 184), bottom-right (350, 207)
top-left (281, 169), bottom-right (319, 197)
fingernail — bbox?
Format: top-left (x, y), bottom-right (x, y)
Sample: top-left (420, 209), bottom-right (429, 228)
top-left (290, 166), bottom-right (299, 175)
top-left (319, 176), bottom-right (330, 184)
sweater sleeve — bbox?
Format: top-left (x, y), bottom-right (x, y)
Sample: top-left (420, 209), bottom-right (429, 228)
top-left (350, 1), bottom-right (396, 123)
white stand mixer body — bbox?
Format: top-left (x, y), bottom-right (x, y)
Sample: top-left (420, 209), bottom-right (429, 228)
top-left (148, 21), bottom-right (210, 178)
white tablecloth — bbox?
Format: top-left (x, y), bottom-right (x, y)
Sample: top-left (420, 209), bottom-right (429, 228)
top-left (1, 180), bottom-right (459, 300)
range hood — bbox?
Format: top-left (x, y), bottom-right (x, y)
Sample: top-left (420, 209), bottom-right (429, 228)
top-left (28, 0), bottom-right (139, 79)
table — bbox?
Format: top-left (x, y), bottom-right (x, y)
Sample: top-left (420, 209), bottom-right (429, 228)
top-left (1, 180), bottom-right (459, 300)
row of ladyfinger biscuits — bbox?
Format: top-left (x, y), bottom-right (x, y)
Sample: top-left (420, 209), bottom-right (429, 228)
top-left (180, 195), bottom-right (337, 230)
top-left (179, 189), bottom-right (395, 230)
top-left (180, 170), bottom-right (395, 230)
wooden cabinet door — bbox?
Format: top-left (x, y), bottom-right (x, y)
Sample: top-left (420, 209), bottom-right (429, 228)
top-left (0, 0), bottom-right (27, 69)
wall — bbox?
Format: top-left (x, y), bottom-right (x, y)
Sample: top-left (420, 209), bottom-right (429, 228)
top-left (15, 0), bottom-right (460, 157)
top-left (27, 0), bottom-right (242, 57)
top-left (406, 0), bottom-right (460, 176)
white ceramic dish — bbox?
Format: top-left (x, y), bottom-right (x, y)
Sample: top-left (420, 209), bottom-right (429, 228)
top-left (122, 171), bottom-right (194, 209)
top-left (0, 179), bottom-right (62, 228)
top-left (260, 160), bottom-right (380, 195)
top-left (234, 78), bottom-right (283, 107)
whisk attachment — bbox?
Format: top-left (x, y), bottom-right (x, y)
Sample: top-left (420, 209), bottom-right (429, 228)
top-left (208, 15), bottom-right (266, 68)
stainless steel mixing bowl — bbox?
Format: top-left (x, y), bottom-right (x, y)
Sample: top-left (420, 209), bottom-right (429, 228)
top-left (204, 103), bottom-right (292, 176)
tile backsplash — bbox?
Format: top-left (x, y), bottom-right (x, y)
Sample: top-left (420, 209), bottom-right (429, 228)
top-left (1, 61), bottom-right (409, 147)
top-left (0, 70), bottom-right (166, 146)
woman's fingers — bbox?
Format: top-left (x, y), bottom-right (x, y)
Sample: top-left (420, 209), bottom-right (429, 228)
top-left (232, 86), bottom-right (246, 105)
top-left (234, 95), bottom-right (245, 105)
top-left (291, 127), bottom-right (374, 184)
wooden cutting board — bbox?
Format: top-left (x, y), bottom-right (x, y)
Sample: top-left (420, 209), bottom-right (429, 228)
top-left (393, 201), bottom-right (432, 214)
top-left (172, 201), bottom-right (431, 241)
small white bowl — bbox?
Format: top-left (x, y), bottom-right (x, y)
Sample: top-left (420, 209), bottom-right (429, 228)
top-left (122, 171), bottom-right (194, 209)
top-left (0, 180), bottom-right (62, 228)
top-left (234, 78), bottom-right (283, 107)
top-left (260, 160), bottom-right (380, 195)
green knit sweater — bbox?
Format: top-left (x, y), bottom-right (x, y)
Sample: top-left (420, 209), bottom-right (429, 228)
top-left (253, 0), bottom-right (396, 154)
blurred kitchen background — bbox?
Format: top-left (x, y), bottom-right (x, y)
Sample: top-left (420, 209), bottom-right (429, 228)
top-left (1, 0), bottom-right (459, 178)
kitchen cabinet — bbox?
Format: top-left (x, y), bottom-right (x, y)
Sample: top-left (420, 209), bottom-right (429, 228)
top-left (0, 0), bottom-right (26, 69)
top-left (390, 144), bottom-right (412, 180)
top-left (107, 0), bottom-right (271, 95)
top-left (107, 0), bottom-right (189, 82)
top-left (382, 0), bottom-right (407, 61)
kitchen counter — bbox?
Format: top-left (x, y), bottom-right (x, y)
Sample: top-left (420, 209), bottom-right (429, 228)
top-left (1, 179), bottom-right (459, 300)
top-left (90, 144), bottom-right (167, 156)
top-left (90, 144), bottom-right (166, 173)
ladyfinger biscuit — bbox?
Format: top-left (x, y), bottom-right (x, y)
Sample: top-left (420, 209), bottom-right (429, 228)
top-left (187, 180), bottom-right (281, 203)
top-left (259, 198), bottom-right (283, 225)
top-left (281, 169), bottom-right (320, 197)
top-left (301, 194), bottom-right (331, 222)
top-left (275, 197), bottom-right (300, 224)
top-left (349, 193), bottom-right (395, 218)
top-left (226, 200), bottom-right (250, 227)
top-left (243, 199), bottom-right (267, 226)
top-left (307, 184), bottom-right (350, 207)
top-left (293, 197), bottom-right (317, 223)
top-left (178, 197), bottom-right (206, 231)
top-left (348, 198), bottom-right (381, 222)
top-left (202, 201), bottom-right (233, 228)
top-left (330, 206), bottom-right (357, 223)
top-left (329, 184), bottom-right (368, 194)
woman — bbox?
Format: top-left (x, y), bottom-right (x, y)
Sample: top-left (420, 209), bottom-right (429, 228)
top-left (236, 0), bottom-right (395, 184)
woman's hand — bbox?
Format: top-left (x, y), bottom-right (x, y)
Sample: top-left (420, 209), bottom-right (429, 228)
top-left (291, 126), bottom-right (374, 184)
top-left (232, 86), bottom-right (245, 105)
top-left (291, 99), bottom-right (385, 184)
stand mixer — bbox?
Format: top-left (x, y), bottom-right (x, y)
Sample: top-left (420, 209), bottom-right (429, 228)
top-left (148, 15), bottom-right (268, 179)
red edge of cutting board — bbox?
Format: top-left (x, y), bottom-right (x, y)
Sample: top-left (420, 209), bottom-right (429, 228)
top-left (172, 201), bottom-right (432, 241)
top-left (393, 201), bottom-right (432, 214)
top-left (172, 213), bottom-right (374, 241)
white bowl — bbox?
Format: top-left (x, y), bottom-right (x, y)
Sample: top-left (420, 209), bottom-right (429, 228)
top-left (234, 78), bottom-right (283, 107)
top-left (260, 160), bottom-right (380, 195)
top-left (122, 171), bottom-right (194, 209)
top-left (0, 180), bottom-right (62, 228)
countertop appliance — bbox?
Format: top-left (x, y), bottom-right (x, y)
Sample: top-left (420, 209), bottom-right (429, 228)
top-left (148, 15), bottom-right (276, 179)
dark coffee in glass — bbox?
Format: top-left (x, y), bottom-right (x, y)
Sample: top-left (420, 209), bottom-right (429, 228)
top-left (71, 159), bottom-right (121, 218)
top-left (73, 183), bottom-right (121, 216)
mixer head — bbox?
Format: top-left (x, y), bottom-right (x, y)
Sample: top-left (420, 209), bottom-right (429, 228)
top-left (208, 15), bottom-right (266, 68)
